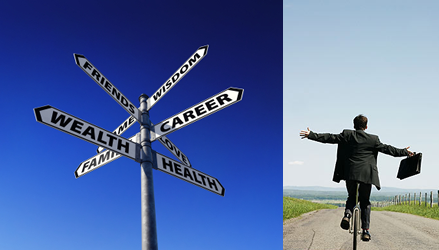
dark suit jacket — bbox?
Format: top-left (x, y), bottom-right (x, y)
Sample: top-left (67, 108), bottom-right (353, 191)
top-left (308, 129), bottom-right (409, 190)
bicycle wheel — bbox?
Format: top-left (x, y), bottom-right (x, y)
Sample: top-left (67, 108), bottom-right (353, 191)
top-left (352, 208), bottom-right (359, 250)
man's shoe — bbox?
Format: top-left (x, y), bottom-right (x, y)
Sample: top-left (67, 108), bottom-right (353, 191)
top-left (361, 230), bottom-right (371, 241)
top-left (340, 216), bottom-right (350, 230)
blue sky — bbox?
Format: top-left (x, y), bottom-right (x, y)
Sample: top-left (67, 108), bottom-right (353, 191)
top-left (0, 1), bottom-right (282, 249)
top-left (284, 1), bottom-right (439, 190)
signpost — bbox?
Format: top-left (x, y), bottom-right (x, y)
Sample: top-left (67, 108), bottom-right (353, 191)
top-left (34, 46), bottom-right (243, 250)
top-left (151, 87), bottom-right (243, 141)
top-left (152, 151), bottom-right (224, 196)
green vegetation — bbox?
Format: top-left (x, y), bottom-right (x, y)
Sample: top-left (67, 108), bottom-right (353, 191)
top-left (373, 203), bottom-right (439, 220)
top-left (283, 197), bottom-right (337, 221)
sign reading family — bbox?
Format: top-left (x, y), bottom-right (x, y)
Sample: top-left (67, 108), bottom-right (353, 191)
top-left (33, 44), bottom-right (243, 249)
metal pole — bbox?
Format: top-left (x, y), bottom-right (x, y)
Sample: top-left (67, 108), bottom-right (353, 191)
top-left (139, 94), bottom-right (158, 250)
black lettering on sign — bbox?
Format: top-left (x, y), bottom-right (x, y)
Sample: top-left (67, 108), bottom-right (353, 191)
top-left (174, 163), bottom-right (182, 176)
top-left (216, 93), bottom-right (232, 106)
top-left (194, 104), bottom-right (206, 116)
top-left (129, 104), bottom-right (135, 114)
top-left (107, 134), bottom-right (117, 147)
top-left (172, 117), bottom-right (183, 128)
top-left (97, 131), bottom-right (107, 145)
top-left (117, 140), bottom-right (130, 153)
top-left (188, 53), bottom-right (201, 66)
top-left (83, 61), bottom-right (93, 71)
top-left (180, 64), bottom-right (189, 74)
top-left (162, 158), bottom-right (174, 172)
top-left (165, 80), bottom-right (172, 89)
top-left (50, 111), bottom-right (72, 127)
top-left (152, 89), bottom-right (163, 101)
top-left (183, 168), bottom-right (193, 181)
top-left (205, 99), bottom-right (218, 111)
top-left (121, 96), bottom-right (128, 107)
top-left (198, 173), bottom-right (207, 186)
top-left (160, 121), bottom-right (171, 132)
top-left (183, 110), bottom-right (196, 123)
top-left (208, 178), bottom-right (218, 191)
top-left (193, 171), bottom-right (202, 184)
top-left (89, 158), bottom-right (97, 168)
top-left (172, 72), bottom-right (180, 83)
top-left (181, 155), bottom-right (188, 165)
top-left (82, 126), bottom-right (96, 140)
top-left (91, 69), bottom-right (101, 81)
top-left (70, 120), bottom-right (84, 134)
top-left (82, 161), bottom-right (90, 172)
top-left (112, 87), bottom-right (120, 101)
top-left (98, 150), bottom-right (112, 165)
top-left (104, 81), bottom-right (112, 92)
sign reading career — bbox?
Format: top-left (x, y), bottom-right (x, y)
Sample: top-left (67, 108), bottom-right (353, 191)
top-left (151, 87), bottom-right (243, 141)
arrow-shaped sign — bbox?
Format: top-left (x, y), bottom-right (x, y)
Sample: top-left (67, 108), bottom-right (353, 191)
top-left (150, 87), bottom-right (243, 141)
top-left (76, 133), bottom-right (140, 178)
top-left (158, 135), bottom-right (191, 167)
top-left (152, 151), bottom-right (224, 196)
top-left (34, 105), bottom-right (140, 162)
top-left (97, 115), bottom-right (137, 153)
top-left (74, 54), bottom-right (141, 121)
top-left (146, 45), bottom-right (209, 110)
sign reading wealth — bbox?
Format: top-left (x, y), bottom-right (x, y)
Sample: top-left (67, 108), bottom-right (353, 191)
top-left (34, 105), bottom-right (140, 162)
top-left (150, 87), bottom-right (243, 141)
top-left (76, 133), bottom-right (140, 178)
top-left (152, 151), bottom-right (224, 196)
top-left (147, 45), bottom-right (208, 110)
top-left (74, 54), bottom-right (141, 121)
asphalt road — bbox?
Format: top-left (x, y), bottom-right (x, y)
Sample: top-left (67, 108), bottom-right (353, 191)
top-left (283, 207), bottom-right (439, 250)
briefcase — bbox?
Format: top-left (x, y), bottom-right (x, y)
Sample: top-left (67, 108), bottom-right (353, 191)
top-left (397, 153), bottom-right (422, 180)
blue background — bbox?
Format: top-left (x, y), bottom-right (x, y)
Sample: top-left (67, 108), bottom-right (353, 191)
top-left (0, 0), bottom-right (282, 249)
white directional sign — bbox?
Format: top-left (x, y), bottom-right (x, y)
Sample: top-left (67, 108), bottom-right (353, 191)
top-left (146, 45), bottom-right (209, 111)
top-left (76, 133), bottom-right (140, 178)
top-left (74, 54), bottom-right (141, 121)
top-left (97, 115), bottom-right (137, 153)
top-left (158, 136), bottom-right (191, 167)
top-left (150, 87), bottom-right (244, 141)
top-left (34, 105), bottom-right (140, 162)
top-left (152, 151), bottom-right (224, 196)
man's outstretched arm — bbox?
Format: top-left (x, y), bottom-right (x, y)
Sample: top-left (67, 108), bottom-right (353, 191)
top-left (375, 137), bottom-right (414, 157)
top-left (300, 128), bottom-right (344, 144)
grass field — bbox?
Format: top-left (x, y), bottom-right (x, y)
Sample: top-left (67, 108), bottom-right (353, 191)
top-left (283, 197), bottom-right (337, 221)
top-left (373, 203), bottom-right (439, 220)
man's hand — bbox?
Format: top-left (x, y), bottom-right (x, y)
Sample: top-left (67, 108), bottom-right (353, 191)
top-left (406, 146), bottom-right (414, 156)
top-left (300, 127), bottom-right (310, 139)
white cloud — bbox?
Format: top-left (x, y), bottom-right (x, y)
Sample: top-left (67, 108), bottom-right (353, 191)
top-left (288, 161), bottom-right (304, 165)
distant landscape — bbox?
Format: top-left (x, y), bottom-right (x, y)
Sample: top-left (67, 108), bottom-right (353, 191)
top-left (283, 186), bottom-right (438, 207)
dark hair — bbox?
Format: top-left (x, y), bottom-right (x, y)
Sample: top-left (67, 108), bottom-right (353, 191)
top-left (353, 114), bottom-right (368, 130)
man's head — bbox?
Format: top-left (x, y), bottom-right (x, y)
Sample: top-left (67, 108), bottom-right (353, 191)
top-left (354, 114), bottom-right (368, 130)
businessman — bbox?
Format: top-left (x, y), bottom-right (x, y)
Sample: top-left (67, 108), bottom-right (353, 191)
top-left (300, 114), bottom-right (413, 241)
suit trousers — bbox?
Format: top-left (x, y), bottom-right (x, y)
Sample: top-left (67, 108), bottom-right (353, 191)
top-left (344, 180), bottom-right (372, 230)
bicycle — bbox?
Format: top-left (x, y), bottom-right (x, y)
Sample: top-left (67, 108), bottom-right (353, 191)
top-left (348, 182), bottom-right (362, 250)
